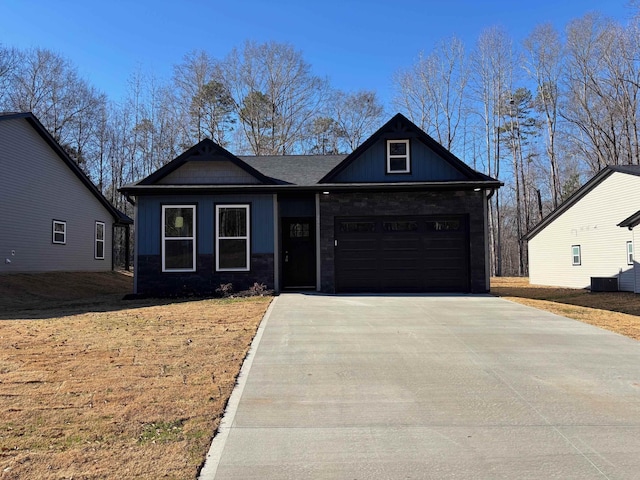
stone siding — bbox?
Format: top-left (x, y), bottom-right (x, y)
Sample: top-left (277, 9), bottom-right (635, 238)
top-left (137, 253), bottom-right (274, 296)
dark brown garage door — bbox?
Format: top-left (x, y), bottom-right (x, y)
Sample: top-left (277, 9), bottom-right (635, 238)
top-left (335, 215), bottom-right (470, 293)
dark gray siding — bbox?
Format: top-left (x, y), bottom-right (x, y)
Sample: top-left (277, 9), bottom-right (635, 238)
top-left (333, 138), bottom-right (468, 183)
top-left (319, 190), bottom-right (488, 293)
top-left (0, 118), bottom-right (114, 272)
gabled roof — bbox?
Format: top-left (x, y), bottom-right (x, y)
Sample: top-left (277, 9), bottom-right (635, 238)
top-left (0, 112), bottom-right (132, 224)
top-left (137, 138), bottom-right (277, 185)
top-left (524, 165), bottom-right (640, 241)
top-left (319, 113), bottom-right (495, 184)
top-left (618, 209), bottom-right (640, 229)
top-left (120, 113), bottom-right (501, 195)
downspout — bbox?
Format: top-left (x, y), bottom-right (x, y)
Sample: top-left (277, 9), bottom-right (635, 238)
top-left (316, 193), bottom-right (321, 292)
top-left (484, 188), bottom-right (495, 292)
top-left (272, 194), bottom-right (279, 294)
top-left (133, 201), bottom-right (139, 295)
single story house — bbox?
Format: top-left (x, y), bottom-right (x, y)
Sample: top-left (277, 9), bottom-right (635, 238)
top-left (119, 113), bottom-right (502, 296)
top-left (525, 165), bottom-right (640, 292)
top-left (0, 112), bottom-right (132, 273)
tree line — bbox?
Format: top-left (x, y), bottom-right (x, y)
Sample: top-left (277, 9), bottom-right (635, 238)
top-left (1, 10), bottom-right (638, 275)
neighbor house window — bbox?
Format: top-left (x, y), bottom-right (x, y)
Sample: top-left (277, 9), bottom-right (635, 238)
top-left (216, 205), bottom-right (250, 271)
top-left (52, 220), bottom-right (66, 244)
top-left (95, 221), bottom-right (105, 260)
top-left (572, 245), bottom-right (581, 266)
top-left (386, 139), bottom-right (410, 173)
top-left (162, 205), bottom-right (196, 272)
top-left (628, 241), bottom-right (634, 265)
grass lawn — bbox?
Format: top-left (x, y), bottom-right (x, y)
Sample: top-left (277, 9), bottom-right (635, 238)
top-left (491, 277), bottom-right (640, 341)
top-left (2, 273), bottom-right (638, 479)
top-left (0, 272), bottom-right (270, 479)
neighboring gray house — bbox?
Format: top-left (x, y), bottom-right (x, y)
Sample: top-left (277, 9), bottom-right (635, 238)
top-left (0, 112), bottom-right (132, 273)
top-left (525, 165), bottom-right (640, 292)
top-left (120, 113), bottom-right (502, 296)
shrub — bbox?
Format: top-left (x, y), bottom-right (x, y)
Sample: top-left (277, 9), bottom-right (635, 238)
top-left (215, 283), bottom-right (234, 297)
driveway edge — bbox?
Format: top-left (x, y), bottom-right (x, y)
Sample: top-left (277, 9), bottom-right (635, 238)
top-left (198, 296), bottom-right (278, 480)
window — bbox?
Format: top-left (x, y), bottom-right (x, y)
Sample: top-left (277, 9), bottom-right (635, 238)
top-left (339, 221), bottom-right (376, 233)
top-left (95, 222), bottom-right (105, 260)
top-left (52, 220), bottom-right (66, 244)
top-left (162, 205), bottom-right (196, 272)
top-left (386, 139), bottom-right (410, 173)
top-left (628, 241), bottom-right (634, 265)
top-left (572, 245), bottom-right (581, 266)
top-left (216, 205), bottom-right (250, 271)
top-left (383, 221), bottom-right (418, 232)
top-left (425, 219), bottom-right (461, 231)
top-left (289, 223), bottom-right (310, 238)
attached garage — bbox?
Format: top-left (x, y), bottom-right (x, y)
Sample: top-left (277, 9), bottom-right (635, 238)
top-left (334, 215), bottom-right (470, 293)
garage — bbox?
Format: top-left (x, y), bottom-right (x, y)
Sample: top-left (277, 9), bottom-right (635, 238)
top-left (334, 215), bottom-right (470, 293)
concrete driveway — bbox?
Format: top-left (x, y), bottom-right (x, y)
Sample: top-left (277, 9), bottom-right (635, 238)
top-left (200, 294), bottom-right (640, 479)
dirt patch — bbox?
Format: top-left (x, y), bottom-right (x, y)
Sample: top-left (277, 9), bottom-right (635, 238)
top-left (491, 277), bottom-right (640, 340)
top-left (0, 272), bottom-right (271, 479)
top-left (0, 271), bottom-right (133, 315)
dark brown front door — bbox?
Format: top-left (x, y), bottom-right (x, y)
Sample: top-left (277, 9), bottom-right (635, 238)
top-left (282, 217), bottom-right (316, 289)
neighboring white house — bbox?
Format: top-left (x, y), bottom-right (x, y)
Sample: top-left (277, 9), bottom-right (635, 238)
top-left (0, 112), bottom-right (132, 273)
top-left (618, 209), bottom-right (640, 293)
top-left (525, 165), bottom-right (640, 292)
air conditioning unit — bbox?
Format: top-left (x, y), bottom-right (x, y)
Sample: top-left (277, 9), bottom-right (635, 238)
top-left (590, 277), bottom-right (618, 292)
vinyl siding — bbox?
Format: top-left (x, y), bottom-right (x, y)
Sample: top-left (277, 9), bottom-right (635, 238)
top-left (0, 118), bottom-right (114, 272)
top-left (634, 229), bottom-right (640, 293)
top-left (136, 194), bottom-right (274, 256)
top-left (528, 172), bottom-right (640, 291)
top-left (333, 137), bottom-right (468, 183)
top-left (157, 161), bottom-right (260, 184)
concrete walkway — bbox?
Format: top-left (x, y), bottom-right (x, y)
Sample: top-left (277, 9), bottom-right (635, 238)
top-left (200, 294), bottom-right (640, 479)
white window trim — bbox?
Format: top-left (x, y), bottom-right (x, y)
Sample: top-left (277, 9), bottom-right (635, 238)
top-left (572, 245), bottom-right (581, 266)
top-left (95, 221), bottom-right (105, 260)
top-left (627, 241), bottom-right (634, 266)
top-left (216, 204), bottom-right (250, 272)
top-left (386, 139), bottom-right (410, 174)
top-left (162, 205), bottom-right (196, 273)
top-left (52, 220), bottom-right (66, 244)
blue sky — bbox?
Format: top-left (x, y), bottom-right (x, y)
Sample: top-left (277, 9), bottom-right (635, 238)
top-left (1, 0), bottom-right (634, 106)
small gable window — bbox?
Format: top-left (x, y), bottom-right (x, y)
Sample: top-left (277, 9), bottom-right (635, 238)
top-left (52, 220), bottom-right (66, 244)
top-left (387, 139), bottom-right (410, 173)
top-left (627, 241), bottom-right (634, 265)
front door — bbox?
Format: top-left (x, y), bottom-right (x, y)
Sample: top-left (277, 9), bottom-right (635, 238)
top-left (282, 217), bottom-right (316, 289)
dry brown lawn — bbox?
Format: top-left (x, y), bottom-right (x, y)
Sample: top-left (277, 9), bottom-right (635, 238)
top-left (491, 277), bottom-right (640, 340)
top-left (0, 272), bottom-right (270, 479)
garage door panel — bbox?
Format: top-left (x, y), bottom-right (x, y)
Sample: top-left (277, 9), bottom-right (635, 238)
top-left (335, 215), bottom-right (469, 293)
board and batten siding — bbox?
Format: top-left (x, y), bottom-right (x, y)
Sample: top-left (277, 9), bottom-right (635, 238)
top-left (0, 118), bottom-right (114, 272)
top-left (528, 171), bottom-right (640, 291)
top-left (332, 137), bottom-right (468, 183)
top-left (136, 194), bottom-right (274, 256)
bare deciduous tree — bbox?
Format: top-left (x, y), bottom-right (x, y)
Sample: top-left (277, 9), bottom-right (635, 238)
top-left (393, 36), bottom-right (468, 153)
top-left (222, 41), bottom-right (328, 155)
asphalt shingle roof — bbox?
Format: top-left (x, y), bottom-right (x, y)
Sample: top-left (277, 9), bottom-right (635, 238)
top-left (240, 155), bottom-right (347, 186)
